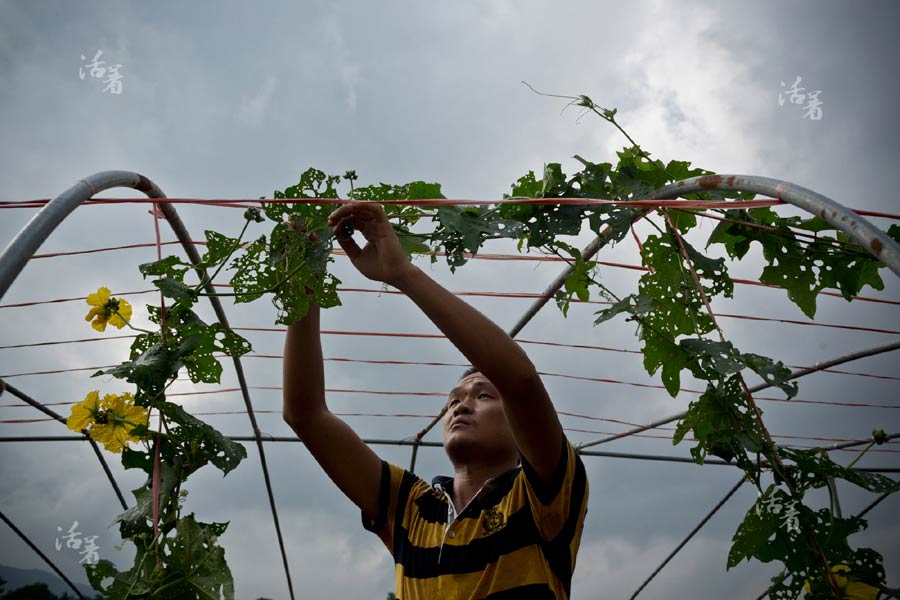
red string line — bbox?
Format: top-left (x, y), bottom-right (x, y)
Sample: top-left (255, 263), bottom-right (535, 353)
top-left (0, 196), bottom-right (788, 210)
top-left (2, 330), bottom-right (897, 383)
top-left (3, 284), bottom-right (897, 336)
top-left (0, 407), bottom-right (893, 449)
top-left (3, 356), bottom-right (895, 410)
top-left (2, 412), bottom-right (896, 454)
top-left (13, 240), bottom-right (900, 306)
top-left (5, 196), bottom-right (899, 224)
top-left (2, 332), bottom-right (895, 382)
top-left (31, 241), bottom-right (190, 259)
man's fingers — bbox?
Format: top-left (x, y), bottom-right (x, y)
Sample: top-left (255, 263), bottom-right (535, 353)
top-left (335, 230), bottom-right (362, 260)
top-left (328, 201), bottom-right (385, 228)
top-left (285, 219), bottom-right (321, 242)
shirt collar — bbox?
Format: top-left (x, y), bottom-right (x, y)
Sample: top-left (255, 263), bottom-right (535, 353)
top-left (430, 464), bottom-right (521, 498)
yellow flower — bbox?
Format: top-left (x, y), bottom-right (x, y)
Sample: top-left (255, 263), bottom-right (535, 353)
top-left (66, 390), bottom-right (102, 432)
top-left (85, 287), bottom-right (133, 332)
top-left (67, 391), bottom-right (149, 453)
top-left (804, 564), bottom-right (879, 600)
top-left (90, 392), bottom-right (149, 453)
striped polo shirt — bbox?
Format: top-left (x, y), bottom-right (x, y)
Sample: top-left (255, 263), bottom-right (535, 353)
top-left (362, 438), bottom-right (589, 599)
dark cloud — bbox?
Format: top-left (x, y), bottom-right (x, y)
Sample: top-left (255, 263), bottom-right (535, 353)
top-left (2, 1), bottom-right (898, 599)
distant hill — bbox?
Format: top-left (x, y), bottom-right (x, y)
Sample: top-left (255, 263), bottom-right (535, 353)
top-left (0, 564), bottom-right (102, 599)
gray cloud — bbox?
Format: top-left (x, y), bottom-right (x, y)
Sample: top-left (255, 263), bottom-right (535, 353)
top-left (2, 1), bottom-right (898, 599)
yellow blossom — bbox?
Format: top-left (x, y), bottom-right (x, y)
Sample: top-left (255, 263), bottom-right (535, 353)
top-left (90, 392), bottom-right (149, 453)
top-left (85, 287), bottom-right (133, 332)
top-left (67, 391), bottom-right (149, 453)
top-left (804, 564), bottom-right (879, 600)
top-left (66, 390), bottom-right (102, 432)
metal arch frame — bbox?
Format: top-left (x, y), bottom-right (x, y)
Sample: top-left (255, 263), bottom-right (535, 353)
top-left (0, 171), bottom-right (296, 600)
top-left (402, 174), bottom-right (900, 597)
top-left (654, 174), bottom-right (900, 277)
top-left (1, 171), bottom-right (898, 597)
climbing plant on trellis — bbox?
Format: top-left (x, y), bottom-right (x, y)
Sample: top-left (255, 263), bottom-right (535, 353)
top-left (1, 92), bottom-right (898, 600)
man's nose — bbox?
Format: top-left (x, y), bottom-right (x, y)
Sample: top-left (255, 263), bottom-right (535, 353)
top-left (452, 398), bottom-right (474, 416)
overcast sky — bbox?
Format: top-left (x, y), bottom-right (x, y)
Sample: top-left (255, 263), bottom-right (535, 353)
top-left (1, 1), bottom-right (898, 599)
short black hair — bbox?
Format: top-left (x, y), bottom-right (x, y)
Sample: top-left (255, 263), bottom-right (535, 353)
top-left (459, 366), bottom-right (480, 380)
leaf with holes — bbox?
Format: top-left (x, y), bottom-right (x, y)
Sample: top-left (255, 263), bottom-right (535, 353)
top-left (159, 403), bottom-right (247, 476)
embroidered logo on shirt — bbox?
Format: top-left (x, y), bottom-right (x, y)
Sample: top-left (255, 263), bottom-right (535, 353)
top-left (482, 506), bottom-right (505, 535)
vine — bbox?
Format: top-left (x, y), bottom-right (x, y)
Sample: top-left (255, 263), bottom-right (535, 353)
top-left (68, 92), bottom-right (899, 599)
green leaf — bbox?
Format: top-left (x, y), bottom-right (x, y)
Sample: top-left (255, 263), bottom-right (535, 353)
top-left (203, 230), bottom-right (239, 266)
top-left (680, 338), bottom-right (745, 379)
top-left (729, 486), bottom-right (800, 569)
top-left (394, 226), bottom-right (430, 259)
top-left (506, 170), bottom-right (543, 198)
top-left (640, 328), bottom-right (689, 397)
top-left (594, 295), bottom-right (635, 325)
top-left (434, 205), bottom-right (525, 268)
top-left (164, 514), bottom-right (235, 600)
top-left (741, 353), bottom-right (797, 399)
top-left (160, 403), bottom-right (247, 476)
top-left (154, 278), bottom-right (196, 302)
top-left (406, 181), bottom-right (444, 200)
top-left (541, 163), bottom-right (568, 197)
top-left (680, 339), bottom-right (797, 399)
top-left (97, 340), bottom-right (178, 405)
top-left (140, 255), bottom-right (190, 279)
top-left (779, 447), bottom-right (900, 494)
top-left (674, 376), bottom-right (767, 467)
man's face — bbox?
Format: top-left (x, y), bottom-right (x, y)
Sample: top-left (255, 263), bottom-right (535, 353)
top-left (442, 372), bottom-right (518, 465)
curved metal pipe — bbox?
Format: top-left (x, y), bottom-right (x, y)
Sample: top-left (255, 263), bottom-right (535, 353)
top-left (0, 171), bottom-right (165, 300)
top-left (654, 174), bottom-right (900, 277)
top-left (0, 171), bottom-right (296, 599)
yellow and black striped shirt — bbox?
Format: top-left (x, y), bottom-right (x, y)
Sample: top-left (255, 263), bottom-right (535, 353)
top-left (362, 438), bottom-right (589, 599)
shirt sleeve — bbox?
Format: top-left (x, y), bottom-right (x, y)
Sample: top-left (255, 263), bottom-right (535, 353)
top-left (361, 460), bottom-right (427, 554)
top-left (519, 435), bottom-right (589, 541)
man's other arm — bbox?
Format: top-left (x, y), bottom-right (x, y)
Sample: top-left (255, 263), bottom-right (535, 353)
top-left (282, 302), bottom-right (383, 518)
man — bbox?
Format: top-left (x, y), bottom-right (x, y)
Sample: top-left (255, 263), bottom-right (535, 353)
top-left (283, 201), bottom-right (589, 599)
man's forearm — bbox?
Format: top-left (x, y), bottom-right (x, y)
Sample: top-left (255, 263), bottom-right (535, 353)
top-left (283, 303), bottom-right (327, 427)
top-left (394, 265), bottom-right (537, 390)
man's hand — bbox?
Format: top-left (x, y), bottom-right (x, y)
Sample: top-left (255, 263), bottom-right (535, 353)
top-left (328, 202), bottom-right (414, 287)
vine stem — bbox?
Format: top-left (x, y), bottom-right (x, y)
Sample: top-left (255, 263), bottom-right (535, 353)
top-left (194, 217), bottom-right (252, 292)
top-left (115, 313), bottom-right (155, 335)
top-left (845, 440), bottom-right (876, 470)
top-left (662, 209), bottom-right (845, 599)
top-left (122, 527), bottom-right (165, 599)
top-left (546, 244), bottom-right (621, 303)
top-left (196, 256), bottom-right (309, 298)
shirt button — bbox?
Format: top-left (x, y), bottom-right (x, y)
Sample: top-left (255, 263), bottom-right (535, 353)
top-left (448, 531), bottom-right (456, 538)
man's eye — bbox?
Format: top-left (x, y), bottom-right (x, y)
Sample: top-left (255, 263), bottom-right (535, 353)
top-left (478, 393), bottom-right (492, 399)
top-left (448, 399), bottom-right (459, 407)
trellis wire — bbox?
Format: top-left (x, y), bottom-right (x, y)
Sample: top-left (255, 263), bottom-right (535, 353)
top-left (575, 339), bottom-right (900, 450)
top-left (1, 435), bottom-right (897, 473)
top-left (1, 381), bottom-right (127, 509)
top-left (1, 172), bottom-right (898, 597)
top-left (0, 509), bottom-right (86, 600)
top-left (630, 477), bottom-right (747, 599)
top-left (0, 171), bottom-right (296, 600)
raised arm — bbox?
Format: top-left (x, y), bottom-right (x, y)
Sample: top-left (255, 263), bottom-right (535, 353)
top-left (327, 202), bottom-right (564, 481)
top-left (282, 300), bottom-right (383, 518)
